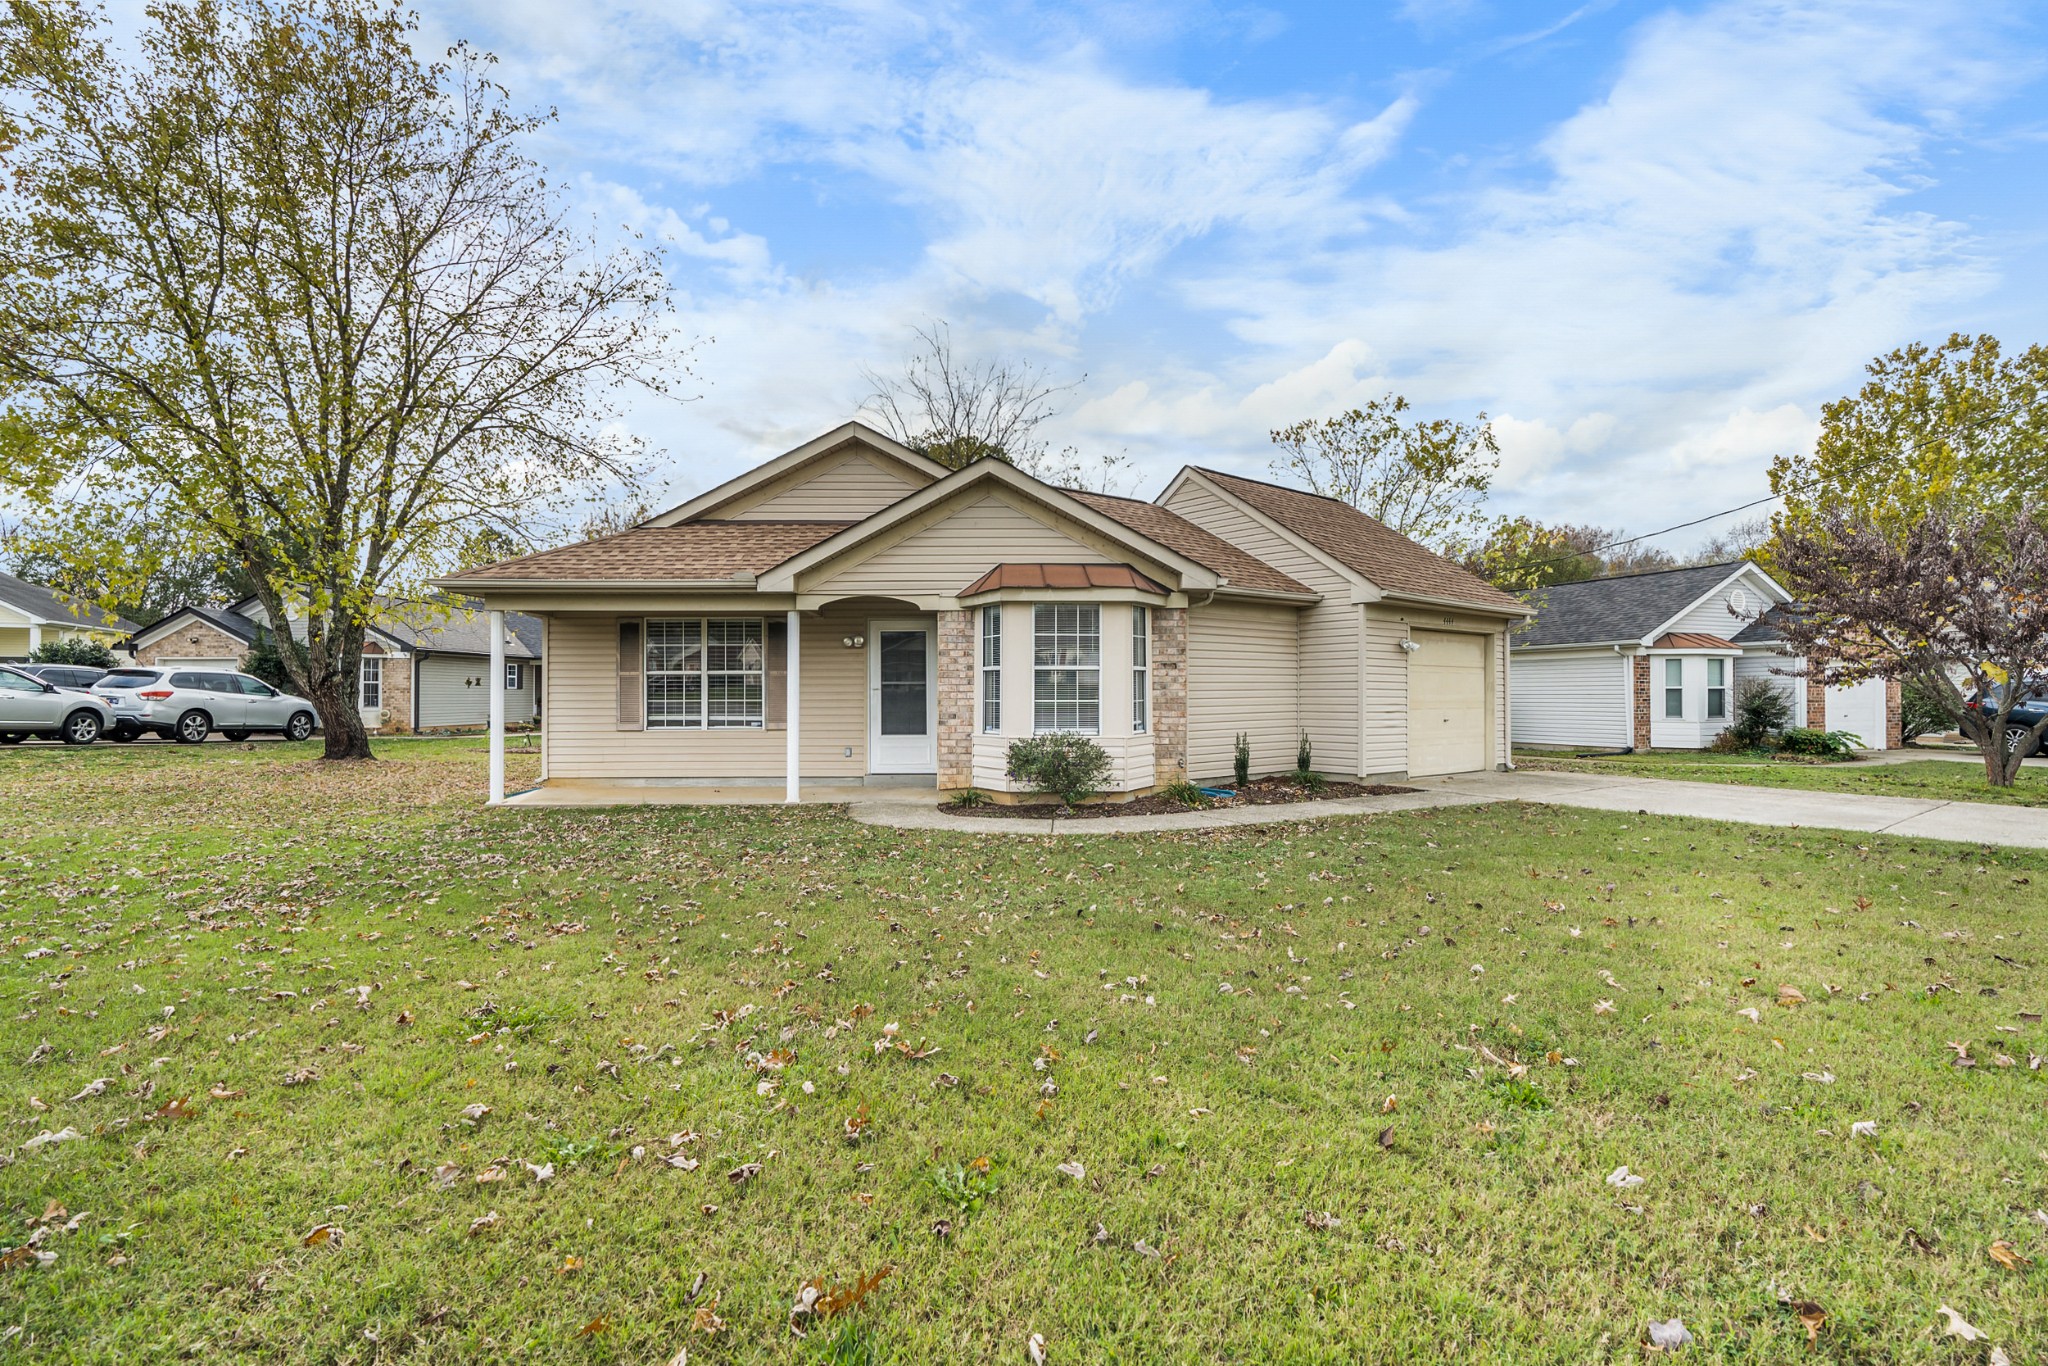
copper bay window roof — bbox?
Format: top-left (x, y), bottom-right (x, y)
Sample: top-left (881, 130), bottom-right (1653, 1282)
top-left (960, 563), bottom-right (1168, 596)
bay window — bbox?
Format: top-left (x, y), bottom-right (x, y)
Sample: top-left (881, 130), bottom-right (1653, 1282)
top-left (646, 618), bottom-right (764, 728)
top-left (1033, 604), bottom-right (1100, 733)
top-left (980, 606), bottom-right (1002, 732)
top-left (1131, 605), bottom-right (1149, 734)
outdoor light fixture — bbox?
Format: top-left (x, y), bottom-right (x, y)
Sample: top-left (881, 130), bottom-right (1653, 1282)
top-left (1399, 639), bottom-right (1422, 653)
top-left (841, 634), bottom-right (866, 648)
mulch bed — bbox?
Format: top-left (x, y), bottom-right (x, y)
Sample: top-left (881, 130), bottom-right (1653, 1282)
top-left (946, 776), bottom-right (1420, 820)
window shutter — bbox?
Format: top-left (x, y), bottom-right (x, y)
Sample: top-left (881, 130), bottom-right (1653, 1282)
top-left (616, 620), bottom-right (643, 730)
top-left (765, 618), bottom-right (788, 729)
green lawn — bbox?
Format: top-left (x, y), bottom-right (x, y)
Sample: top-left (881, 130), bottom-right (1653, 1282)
top-left (4, 739), bottom-right (2046, 1363)
top-left (1517, 747), bottom-right (2048, 808)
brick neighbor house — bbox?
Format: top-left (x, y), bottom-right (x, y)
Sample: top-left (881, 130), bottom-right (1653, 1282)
top-left (129, 597), bottom-right (542, 734)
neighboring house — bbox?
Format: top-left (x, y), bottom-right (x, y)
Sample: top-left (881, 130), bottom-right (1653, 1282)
top-left (1511, 561), bottom-right (1900, 752)
top-left (0, 571), bottom-right (139, 661)
top-left (129, 597), bottom-right (542, 734)
top-left (434, 420), bottom-right (1530, 803)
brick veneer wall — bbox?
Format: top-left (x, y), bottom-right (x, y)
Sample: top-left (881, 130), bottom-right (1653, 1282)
top-left (1151, 606), bottom-right (1188, 786)
top-left (1885, 677), bottom-right (1903, 750)
top-left (362, 641), bottom-right (412, 734)
top-left (136, 620), bottom-right (248, 668)
top-left (1631, 656), bottom-right (1651, 750)
top-left (1805, 674), bottom-right (1827, 732)
top-left (935, 609), bottom-right (975, 790)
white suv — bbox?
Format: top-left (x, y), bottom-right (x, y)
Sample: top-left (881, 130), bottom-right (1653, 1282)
top-left (93, 667), bottom-right (318, 744)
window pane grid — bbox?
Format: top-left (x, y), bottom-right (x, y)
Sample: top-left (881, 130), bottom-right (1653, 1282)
top-left (1132, 605), bottom-right (1148, 735)
top-left (1706, 658), bottom-right (1727, 720)
top-left (1663, 657), bottom-right (1683, 719)
top-left (981, 606), bottom-right (1001, 733)
top-left (1033, 604), bottom-right (1100, 734)
top-left (646, 619), bottom-right (763, 729)
top-left (359, 658), bottom-right (381, 710)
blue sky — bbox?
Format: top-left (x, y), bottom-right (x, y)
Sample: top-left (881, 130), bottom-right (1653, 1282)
top-left (418, 0), bottom-right (2048, 547)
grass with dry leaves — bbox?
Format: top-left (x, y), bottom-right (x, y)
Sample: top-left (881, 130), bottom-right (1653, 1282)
top-left (1515, 749), bottom-right (2048, 809)
top-left (2, 737), bottom-right (2046, 1363)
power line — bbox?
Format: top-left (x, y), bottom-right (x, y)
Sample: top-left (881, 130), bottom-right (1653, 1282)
top-left (1499, 399), bottom-right (2030, 575)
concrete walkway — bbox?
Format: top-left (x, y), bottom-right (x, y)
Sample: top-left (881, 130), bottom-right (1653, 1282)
top-left (843, 767), bottom-right (2048, 848)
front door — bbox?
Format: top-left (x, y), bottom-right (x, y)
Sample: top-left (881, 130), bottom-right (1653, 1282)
top-left (868, 620), bottom-right (935, 774)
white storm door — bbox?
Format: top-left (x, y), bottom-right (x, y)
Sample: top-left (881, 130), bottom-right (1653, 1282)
top-left (868, 620), bottom-right (936, 773)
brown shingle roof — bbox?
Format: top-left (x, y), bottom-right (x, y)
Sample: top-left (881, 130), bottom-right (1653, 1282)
top-left (961, 563), bottom-right (1167, 596)
top-left (451, 522), bottom-right (855, 583)
top-left (1065, 491), bottom-right (1312, 597)
top-left (1189, 469), bottom-right (1524, 612)
top-left (1652, 632), bottom-right (1741, 651)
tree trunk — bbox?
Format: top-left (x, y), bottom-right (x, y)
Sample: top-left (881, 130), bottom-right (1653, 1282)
top-left (307, 670), bottom-right (374, 760)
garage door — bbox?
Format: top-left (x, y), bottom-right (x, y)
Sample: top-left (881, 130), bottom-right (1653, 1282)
top-left (1825, 678), bottom-right (1887, 751)
top-left (161, 657), bottom-right (241, 672)
top-left (1407, 630), bottom-right (1488, 776)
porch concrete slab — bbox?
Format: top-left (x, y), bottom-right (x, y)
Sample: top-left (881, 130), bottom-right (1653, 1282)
top-left (502, 781), bottom-right (888, 807)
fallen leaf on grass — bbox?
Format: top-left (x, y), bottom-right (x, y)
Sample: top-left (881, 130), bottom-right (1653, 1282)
top-left (1777, 985), bottom-right (1806, 1006)
top-left (1792, 1302), bottom-right (1826, 1344)
top-left (1304, 1211), bottom-right (1339, 1231)
top-left (208, 1086), bottom-right (245, 1100)
top-left (67, 1079), bottom-right (109, 1102)
top-left (1606, 1166), bottom-right (1646, 1190)
top-left (1055, 1160), bottom-right (1085, 1181)
top-left (1735, 1008), bottom-right (1761, 1024)
top-left (432, 1163), bottom-right (461, 1188)
top-left (524, 1161), bottom-right (554, 1183)
top-left (1027, 1332), bottom-right (1048, 1364)
top-left (843, 1105), bottom-right (871, 1141)
top-left (788, 1265), bottom-right (893, 1335)
top-left (691, 1296), bottom-right (725, 1335)
top-left (456, 1103), bottom-right (491, 1123)
top-left (1593, 1000), bottom-right (1616, 1016)
top-left (467, 1211), bottom-right (499, 1237)
top-left (1849, 1120), bottom-right (1878, 1140)
top-left (21, 1128), bottom-right (82, 1151)
top-left (152, 1096), bottom-right (197, 1121)
top-left (1646, 1317), bottom-right (1693, 1350)
top-left (1988, 1240), bottom-right (2032, 1270)
top-left (727, 1163), bottom-right (762, 1185)
top-left (475, 1165), bottom-right (506, 1184)
top-left (1936, 1305), bottom-right (1984, 1341)
top-left (576, 1317), bottom-right (608, 1337)
top-left (300, 1223), bottom-right (341, 1247)
top-left (453, 980), bottom-right (480, 992)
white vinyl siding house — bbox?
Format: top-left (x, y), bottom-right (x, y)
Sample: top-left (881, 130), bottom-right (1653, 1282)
top-left (417, 653), bottom-right (537, 730)
top-left (1511, 649), bottom-right (1631, 749)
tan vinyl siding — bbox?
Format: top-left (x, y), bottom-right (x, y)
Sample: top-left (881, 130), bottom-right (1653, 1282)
top-left (416, 654), bottom-right (536, 729)
top-left (717, 448), bottom-right (921, 522)
top-left (1161, 479), bottom-right (1363, 773)
top-left (1184, 599), bottom-right (1299, 783)
top-left (0, 625), bottom-right (29, 659)
top-left (809, 493), bottom-right (1115, 598)
top-left (542, 609), bottom-right (870, 781)
top-left (1364, 605), bottom-right (1508, 775)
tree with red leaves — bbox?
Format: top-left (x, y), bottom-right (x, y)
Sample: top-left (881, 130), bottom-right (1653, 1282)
top-left (1770, 507), bottom-right (2048, 787)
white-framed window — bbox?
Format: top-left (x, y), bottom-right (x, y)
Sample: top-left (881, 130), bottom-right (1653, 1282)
top-left (1033, 604), bottom-right (1100, 734)
top-left (645, 618), bottom-right (764, 729)
top-left (1131, 605), bottom-right (1148, 734)
top-left (1706, 658), bottom-right (1727, 719)
top-left (359, 656), bottom-right (382, 709)
top-left (1663, 658), bottom-right (1683, 718)
top-left (505, 662), bottom-right (523, 691)
top-left (980, 606), bottom-right (1001, 733)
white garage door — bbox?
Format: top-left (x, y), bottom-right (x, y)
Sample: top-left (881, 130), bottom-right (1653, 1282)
top-left (1825, 678), bottom-right (1887, 750)
top-left (161, 657), bottom-right (241, 672)
top-left (1408, 630), bottom-right (1489, 776)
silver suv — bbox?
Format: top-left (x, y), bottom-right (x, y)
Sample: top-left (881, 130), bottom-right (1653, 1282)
top-left (0, 663), bottom-right (115, 745)
top-left (93, 667), bottom-right (318, 744)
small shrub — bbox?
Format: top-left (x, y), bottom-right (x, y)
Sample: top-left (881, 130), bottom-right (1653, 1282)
top-left (1900, 676), bottom-right (1951, 742)
top-left (1006, 734), bottom-right (1113, 807)
top-left (1728, 676), bottom-right (1793, 748)
top-left (1706, 729), bottom-right (1752, 754)
top-left (1233, 732), bottom-right (1251, 789)
top-left (1296, 729), bottom-right (1313, 773)
top-left (1160, 779), bottom-right (1208, 808)
top-left (1778, 727), bottom-right (1860, 758)
top-left (948, 788), bottom-right (992, 808)
top-left (29, 637), bottom-right (116, 668)
top-left (923, 1157), bottom-right (1002, 1220)
top-left (1289, 769), bottom-right (1328, 793)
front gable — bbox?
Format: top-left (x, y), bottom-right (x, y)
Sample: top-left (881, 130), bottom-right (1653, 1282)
top-left (801, 489), bottom-right (1143, 602)
top-left (643, 422), bottom-right (947, 527)
top-left (1648, 563), bottom-right (1790, 644)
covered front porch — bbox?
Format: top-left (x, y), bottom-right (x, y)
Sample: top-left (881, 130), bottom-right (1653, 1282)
top-left (477, 591), bottom-right (1188, 806)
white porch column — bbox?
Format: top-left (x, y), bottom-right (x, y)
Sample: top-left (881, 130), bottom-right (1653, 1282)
top-left (26, 623), bottom-right (42, 656)
top-left (488, 610), bottom-right (506, 805)
top-left (785, 609), bottom-right (801, 803)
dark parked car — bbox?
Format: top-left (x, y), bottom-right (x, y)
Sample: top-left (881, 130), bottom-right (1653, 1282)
top-left (18, 663), bottom-right (109, 692)
top-left (1966, 680), bottom-right (2048, 758)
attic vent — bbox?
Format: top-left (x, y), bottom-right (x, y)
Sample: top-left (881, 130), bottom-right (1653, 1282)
top-left (1730, 588), bottom-right (1749, 613)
